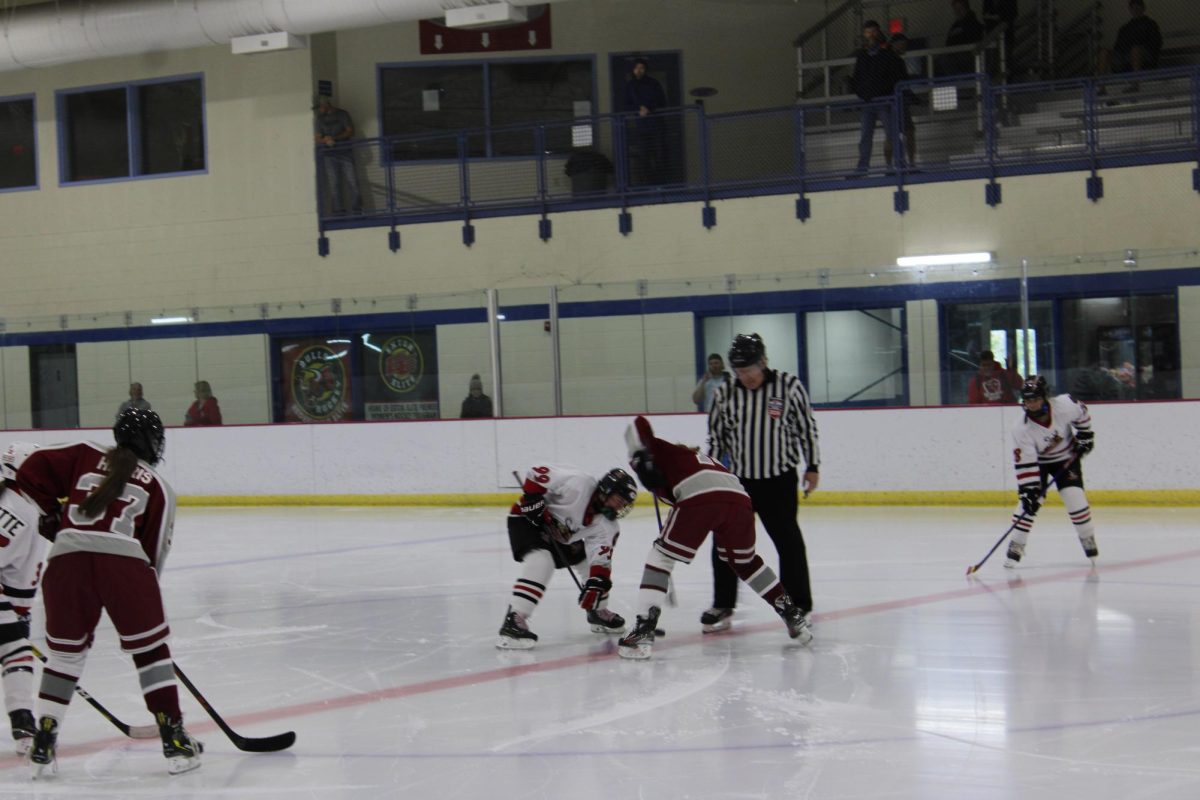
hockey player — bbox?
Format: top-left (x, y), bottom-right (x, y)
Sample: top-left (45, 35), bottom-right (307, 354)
top-left (14, 409), bottom-right (203, 778)
top-left (0, 442), bottom-right (50, 754)
top-left (618, 415), bottom-right (812, 659)
top-left (496, 464), bottom-right (638, 649)
top-left (1005, 376), bottom-right (1098, 567)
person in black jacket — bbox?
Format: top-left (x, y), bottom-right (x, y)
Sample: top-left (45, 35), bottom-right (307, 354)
top-left (624, 57), bottom-right (668, 186)
top-left (1098, 0), bottom-right (1162, 81)
top-left (460, 374), bottom-right (494, 419)
top-left (851, 21), bottom-right (905, 174)
top-left (940, 0), bottom-right (985, 76)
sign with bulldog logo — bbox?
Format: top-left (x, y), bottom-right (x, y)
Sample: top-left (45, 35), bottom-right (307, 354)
top-left (280, 338), bottom-right (353, 423)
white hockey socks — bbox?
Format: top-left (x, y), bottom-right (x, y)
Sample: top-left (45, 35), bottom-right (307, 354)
top-left (509, 548), bottom-right (556, 619)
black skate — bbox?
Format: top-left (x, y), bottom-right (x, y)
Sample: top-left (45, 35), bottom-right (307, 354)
top-left (156, 712), bottom-right (203, 775)
top-left (1004, 541), bottom-right (1025, 568)
top-left (28, 716), bottom-right (57, 779)
top-left (617, 607), bottom-right (661, 660)
top-left (1080, 535), bottom-right (1098, 562)
top-left (10, 709), bottom-right (35, 756)
top-left (496, 606), bottom-right (538, 650)
top-left (774, 596), bottom-right (814, 646)
top-left (699, 607), bottom-right (734, 633)
top-left (586, 608), bottom-right (626, 635)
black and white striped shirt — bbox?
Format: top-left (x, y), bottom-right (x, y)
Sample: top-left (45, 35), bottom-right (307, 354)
top-left (706, 369), bottom-right (820, 479)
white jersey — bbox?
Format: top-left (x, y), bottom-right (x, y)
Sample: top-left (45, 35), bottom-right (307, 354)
top-left (0, 487), bottom-right (49, 615)
top-left (518, 464), bottom-right (619, 572)
top-left (1011, 394), bottom-right (1092, 489)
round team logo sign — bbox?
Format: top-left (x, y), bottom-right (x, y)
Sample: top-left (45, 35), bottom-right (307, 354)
top-left (291, 344), bottom-right (348, 420)
top-left (380, 335), bottom-right (423, 394)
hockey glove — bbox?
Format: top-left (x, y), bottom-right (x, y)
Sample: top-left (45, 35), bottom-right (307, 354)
top-left (38, 511), bottom-right (61, 542)
top-left (578, 567), bottom-right (613, 610)
top-left (630, 450), bottom-right (666, 491)
top-left (518, 493), bottom-right (548, 528)
top-left (1073, 430), bottom-right (1095, 458)
top-left (1018, 484), bottom-right (1042, 516)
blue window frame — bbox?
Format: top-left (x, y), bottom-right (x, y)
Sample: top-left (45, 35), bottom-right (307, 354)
top-left (56, 74), bottom-right (206, 184)
top-left (0, 94), bottom-right (37, 191)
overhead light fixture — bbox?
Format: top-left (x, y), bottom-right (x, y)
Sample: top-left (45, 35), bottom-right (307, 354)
top-left (1123, 249), bottom-right (1138, 268)
top-left (896, 252), bottom-right (993, 268)
top-left (150, 316), bottom-right (193, 325)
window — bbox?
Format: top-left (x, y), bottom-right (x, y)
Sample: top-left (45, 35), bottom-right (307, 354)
top-left (58, 75), bottom-right (204, 183)
top-left (943, 300), bottom-right (1054, 403)
top-left (0, 96), bottom-right (36, 190)
top-left (380, 58), bottom-right (594, 160)
top-left (1061, 295), bottom-right (1179, 401)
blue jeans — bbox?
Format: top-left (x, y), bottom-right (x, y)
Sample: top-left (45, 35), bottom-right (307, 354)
top-left (856, 105), bottom-right (894, 172)
top-left (322, 152), bottom-right (362, 214)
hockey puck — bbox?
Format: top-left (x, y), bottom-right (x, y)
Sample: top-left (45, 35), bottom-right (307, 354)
top-left (654, 628), bottom-right (666, 637)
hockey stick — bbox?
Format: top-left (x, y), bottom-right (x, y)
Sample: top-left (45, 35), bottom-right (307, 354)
top-left (173, 663), bottom-right (296, 752)
top-left (965, 456), bottom-right (1079, 575)
top-left (30, 644), bottom-right (159, 739)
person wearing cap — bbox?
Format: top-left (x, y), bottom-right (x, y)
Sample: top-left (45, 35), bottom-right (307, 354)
top-left (702, 333), bottom-right (821, 635)
top-left (460, 374), bottom-right (494, 419)
top-left (313, 95), bottom-right (362, 215)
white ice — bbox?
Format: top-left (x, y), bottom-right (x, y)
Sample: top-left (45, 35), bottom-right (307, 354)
top-left (1, 504), bottom-right (1198, 799)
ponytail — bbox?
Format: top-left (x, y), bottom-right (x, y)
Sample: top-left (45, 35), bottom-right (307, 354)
top-left (79, 446), bottom-right (140, 518)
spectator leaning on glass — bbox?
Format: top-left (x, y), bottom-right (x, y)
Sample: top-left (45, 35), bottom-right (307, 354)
top-left (704, 333), bottom-right (820, 635)
top-left (691, 353), bottom-right (731, 412)
top-left (460, 374), bottom-right (494, 419)
top-left (967, 350), bottom-right (1019, 404)
top-left (184, 381), bottom-right (222, 427)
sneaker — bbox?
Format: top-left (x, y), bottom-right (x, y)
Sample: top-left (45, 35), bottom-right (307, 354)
top-left (1080, 536), bottom-right (1098, 562)
top-left (774, 596), bottom-right (814, 646)
top-left (586, 608), bottom-right (626, 635)
top-left (618, 607), bottom-right (661, 660)
top-left (1004, 541), bottom-right (1025, 569)
top-left (10, 709), bottom-right (35, 756)
top-left (699, 607), bottom-right (734, 634)
top-left (155, 712), bottom-right (203, 775)
top-left (496, 606), bottom-right (538, 650)
top-left (28, 716), bottom-right (57, 779)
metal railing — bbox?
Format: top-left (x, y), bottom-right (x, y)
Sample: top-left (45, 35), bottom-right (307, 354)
top-left (316, 66), bottom-right (1200, 234)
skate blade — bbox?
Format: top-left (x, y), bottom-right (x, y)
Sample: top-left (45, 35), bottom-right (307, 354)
top-left (167, 754), bottom-right (202, 776)
top-left (618, 643), bottom-right (652, 660)
top-left (701, 620), bottom-right (732, 634)
top-left (590, 623), bottom-right (627, 635)
top-left (495, 636), bottom-right (536, 650)
top-left (1003, 559), bottom-right (1019, 569)
top-left (30, 759), bottom-right (57, 780)
top-left (790, 626), bottom-right (814, 646)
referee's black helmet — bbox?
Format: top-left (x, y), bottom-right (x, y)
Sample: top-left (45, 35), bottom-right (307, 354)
top-left (728, 333), bottom-right (765, 368)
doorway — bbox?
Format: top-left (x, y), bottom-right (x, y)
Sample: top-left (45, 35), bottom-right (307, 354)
top-left (30, 344), bottom-right (79, 429)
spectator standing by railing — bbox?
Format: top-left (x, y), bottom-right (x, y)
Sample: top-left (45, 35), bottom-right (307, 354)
top-left (1098, 0), bottom-right (1162, 92)
top-left (851, 20), bottom-right (905, 175)
top-left (624, 57), bottom-right (667, 186)
top-left (940, 0), bottom-right (985, 76)
top-left (314, 96), bottom-right (362, 215)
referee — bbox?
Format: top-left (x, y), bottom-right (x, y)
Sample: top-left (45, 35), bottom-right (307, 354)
top-left (703, 333), bottom-right (820, 632)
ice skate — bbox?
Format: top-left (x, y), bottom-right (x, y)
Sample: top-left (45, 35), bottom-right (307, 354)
top-left (496, 606), bottom-right (537, 650)
top-left (1080, 535), bottom-right (1098, 563)
top-left (618, 607), bottom-right (661, 660)
top-left (10, 709), bottom-right (35, 756)
top-left (156, 712), bottom-right (203, 775)
top-left (28, 716), bottom-right (57, 779)
top-left (774, 596), bottom-right (814, 646)
top-left (586, 608), bottom-right (626, 635)
top-left (1004, 541), bottom-right (1024, 568)
top-left (699, 607), bottom-right (734, 633)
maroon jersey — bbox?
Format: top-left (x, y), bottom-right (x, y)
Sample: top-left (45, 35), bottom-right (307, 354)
top-left (631, 416), bottom-right (750, 509)
top-left (16, 442), bottom-right (176, 570)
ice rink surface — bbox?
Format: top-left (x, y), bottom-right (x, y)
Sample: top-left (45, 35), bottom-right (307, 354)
top-left (0, 504), bottom-right (1198, 799)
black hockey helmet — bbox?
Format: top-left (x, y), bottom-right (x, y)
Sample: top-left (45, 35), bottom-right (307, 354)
top-left (1020, 375), bottom-right (1048, 403)
top-left (728, 333), bottom-right (765, 368)
top-left (114, 408), bottom-right (166, 466)
top-left (596, 467), bottom-right (637, 519)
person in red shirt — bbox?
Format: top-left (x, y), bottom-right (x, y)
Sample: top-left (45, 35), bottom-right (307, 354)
top-left (184, 380), bottom-right (222, 426)
top-left (967, 350), bottom-right (1019, 404)
top-left (617, 415), bottom-right (812, 659)
top-left (15, 408), bottom-right (202, 778)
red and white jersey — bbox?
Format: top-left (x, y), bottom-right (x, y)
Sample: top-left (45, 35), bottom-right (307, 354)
top-left (514, 465), bottom-right (619, 571)
top-left (631, 416), bottom-right (750, 508)
top-left (0, 486), bottom-right (48, 606)
top-left (16, 442), bottom-right (176, 570)
top-left (1011, 394), bottom-right (1092, 489)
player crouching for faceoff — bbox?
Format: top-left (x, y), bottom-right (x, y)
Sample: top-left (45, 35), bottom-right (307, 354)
top-left (14, 409), bottom-right (203, 778)
top-left (618, 415), bottom-right (812, 660)
top-left (497, 465), bottom-right (637, 649)
top-left (0, 443), bottom-right (51, 755)
top-left (1006, 376), bottom-right (1099, 567)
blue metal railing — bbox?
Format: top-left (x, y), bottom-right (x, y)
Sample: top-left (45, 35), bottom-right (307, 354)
top-left (315, 66), bottom-right (1200, 235)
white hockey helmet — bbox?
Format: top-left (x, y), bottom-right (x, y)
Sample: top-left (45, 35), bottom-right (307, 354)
top-left (1, 441), bottom-right (39, 482)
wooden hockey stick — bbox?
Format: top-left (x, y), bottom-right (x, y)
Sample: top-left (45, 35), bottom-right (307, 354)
top-left (965, 456), bottom-right (1079, 575)
top-left (30, 644), bottom-right (158, 739)
top-left (173, 663), bottom-right (295, 752)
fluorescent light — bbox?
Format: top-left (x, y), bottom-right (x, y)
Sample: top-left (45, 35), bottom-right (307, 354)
top-left (896, 252), bottom-right (993, 268)
top-left (150, 316), bottom-right (193, 325)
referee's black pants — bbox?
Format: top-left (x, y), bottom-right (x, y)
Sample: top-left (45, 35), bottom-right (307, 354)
top-left (709, 467), bottom-right (813, 613)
